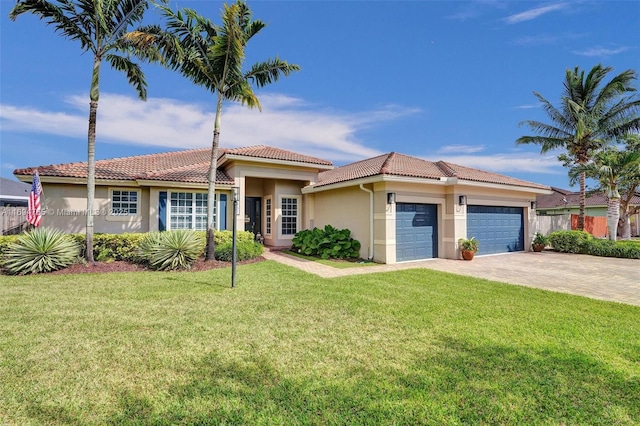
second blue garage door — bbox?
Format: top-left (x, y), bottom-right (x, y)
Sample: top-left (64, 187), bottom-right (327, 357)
top-left (396, 203), bottom-right (438, 261)
top-left (467, 205), bottom-right (524, 255)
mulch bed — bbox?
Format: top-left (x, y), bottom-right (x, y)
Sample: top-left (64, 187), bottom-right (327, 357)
top-left (48, 256), bottom-right (266, 275)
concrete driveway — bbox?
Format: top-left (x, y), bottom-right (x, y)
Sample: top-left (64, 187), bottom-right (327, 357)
top-left (262, 249), bottom-right (640, 306)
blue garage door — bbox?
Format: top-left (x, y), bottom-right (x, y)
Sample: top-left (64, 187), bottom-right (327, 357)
top-left (396, 203), bottom-right (438, 261)
top-left (467, 206), bottom-right (524, 255)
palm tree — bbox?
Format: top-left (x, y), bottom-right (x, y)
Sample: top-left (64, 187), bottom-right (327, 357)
top-left (159, 1), bottom-right (300, 260)
top-left (615, 135), bottom-right (640, 238)
top-left (517, 64), bottom-right (640, 230)
top-left (10, 0), bottom-right (169, 262)
top-left (571, 148), bottom-right (640, 241)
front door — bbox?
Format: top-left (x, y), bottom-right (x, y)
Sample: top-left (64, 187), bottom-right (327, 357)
top-left (245, 197), bottom-right (262, 236)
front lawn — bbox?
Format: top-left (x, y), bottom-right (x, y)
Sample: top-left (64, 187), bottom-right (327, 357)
top-left (1, 262), bottom-right (639, 424)
top-left (283, 249), bottom-right (377, 269)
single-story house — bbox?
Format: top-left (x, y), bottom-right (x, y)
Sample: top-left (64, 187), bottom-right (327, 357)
top-left (0, 177), bottom-right (30, 207)
top-left (536, 187), bottom-right (640, 237)
top-left (14, 145), bottom-right (551, 263)
top-left (536, 187), bottom-right (640, 217)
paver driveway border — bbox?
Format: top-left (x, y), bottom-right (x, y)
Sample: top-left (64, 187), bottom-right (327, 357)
top-left (262, 249), bottom-right (640, 306)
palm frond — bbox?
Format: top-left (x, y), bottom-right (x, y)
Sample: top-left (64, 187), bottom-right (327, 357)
top-left (105, 53), bottom-right (147, 99)
top-left (246, 58), bottom-right (301, 88)
top-left (10, 0), bottom-right (95, 52)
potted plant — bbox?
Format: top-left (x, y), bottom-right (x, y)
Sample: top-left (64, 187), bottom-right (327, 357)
top-left (458, 237), bottom-right (479, 260)
top-left (532, 232), bottom-right (549, 252)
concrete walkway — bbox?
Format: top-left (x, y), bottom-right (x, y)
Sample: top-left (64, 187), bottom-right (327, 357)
top-left (262, 249), bottom-right (640, 306)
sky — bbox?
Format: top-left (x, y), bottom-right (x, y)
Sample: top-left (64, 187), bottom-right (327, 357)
top-left (1, 0), bottom-right (639, 190)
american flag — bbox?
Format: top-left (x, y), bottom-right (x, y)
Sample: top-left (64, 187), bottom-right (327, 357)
top-left (27, 170), bottom-right (43, 227)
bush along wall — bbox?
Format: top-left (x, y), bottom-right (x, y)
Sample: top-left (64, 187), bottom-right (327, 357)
top-left (291, 225), bottom-right (361, 259)
top-left (69, 230), bottom-right (256, 262)
top-left (548, 230), bottom-right (640, 259)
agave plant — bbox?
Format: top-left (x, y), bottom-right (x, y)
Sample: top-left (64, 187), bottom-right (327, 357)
top-left (2, 227), bottom-right (80, 275)
top-left (138, 230), bottom-right (205, 271)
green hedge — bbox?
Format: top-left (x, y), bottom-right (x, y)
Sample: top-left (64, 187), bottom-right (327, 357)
top-left (548, 230), bottom-right (640, 259)
top-left (214, 241), bottom-right (264, 262)
top-left (548, 230), bottom-right (592, 254)
top-left (2, 230), bottom-right (256, 261)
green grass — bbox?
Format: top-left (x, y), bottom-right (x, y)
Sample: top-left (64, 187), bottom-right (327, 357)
top-left (1, 262), bottom-right (639, 424)
top-left (283, 250), bottom-right (377, 269)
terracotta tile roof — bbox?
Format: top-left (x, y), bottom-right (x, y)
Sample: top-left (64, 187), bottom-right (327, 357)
top-left (314, 152), bottom-right (550, 190)
top-left (138, 162), bottom-right (234, 185)
top-left (13, 145), bottom-right (330, 185)
top-left (537, 188), bottom-right (640, 209)
top-left (223, 145), bottom-right (333, 166)
top-left (439, 161), bottom-right (549, 190)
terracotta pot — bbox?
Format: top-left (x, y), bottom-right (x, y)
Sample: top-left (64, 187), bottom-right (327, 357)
top-left (532, 244), bottom-right (545, 252)
top-left (461, 249), bottom-right (475, 261)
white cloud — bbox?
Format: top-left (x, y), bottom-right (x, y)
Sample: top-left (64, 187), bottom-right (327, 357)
top-left (437, 145), bottom-right (485, 154)
top-left (512, 104), bottom-right (540, 110)
top-left (573, 46), bottom-right (629, 57)
top-left (427, 152), bottom-right (561, 174)
top-left (505, 3), bottom-right (567, 24)
top-left (1, 93), bottom-right (421, 164)
top-left (512, 34), bottom-right (558, 46)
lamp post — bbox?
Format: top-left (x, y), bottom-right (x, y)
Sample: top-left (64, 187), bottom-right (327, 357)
top-left (231, 187), bottom-right (239, 288)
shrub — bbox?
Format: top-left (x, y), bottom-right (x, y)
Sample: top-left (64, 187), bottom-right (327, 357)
top-left (291, 225), bottom-right (361, 259)
top-left (73, 233), bottom-right (147, 262)
top-left (214, 240), bottom-right (264, 262)
top-left (548, 230), bottom-right (592, 253)
top-left (584, 239), bottom-right (640, 259)
top-left (137, 230), bottom-right (205, 271)
top-left (2, 228), bottom-right (80, 275)
top-left (0, 235), bottom-right (20, 256)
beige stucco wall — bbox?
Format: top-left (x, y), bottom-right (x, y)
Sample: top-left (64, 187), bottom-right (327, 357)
top-left (308, 180), bottom-right (539, 263)
top-left (40, 183), bottom-right (149, 234)
top-left (310, 185), bottom-right (372, 259)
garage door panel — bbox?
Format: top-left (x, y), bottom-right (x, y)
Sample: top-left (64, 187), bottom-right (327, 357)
top-left (396, 203), bottom-right (438, 262)
top-left (467, 205), bottom-right (524, 255)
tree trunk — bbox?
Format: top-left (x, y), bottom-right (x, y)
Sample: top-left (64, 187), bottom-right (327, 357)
top-left (205, 92), bottom-right (224, 261)
top-left (578, 171), bottom-right (586, 231)
top-left (606, 197), bottom-right (620, 241)
top-left (86, 56), bottom-right (101, 263)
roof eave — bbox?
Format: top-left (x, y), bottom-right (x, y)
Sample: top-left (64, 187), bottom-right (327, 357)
top-left (456, 179), bottom-right (552, 194)
top-left (219, 153), bottom-right (333, 170)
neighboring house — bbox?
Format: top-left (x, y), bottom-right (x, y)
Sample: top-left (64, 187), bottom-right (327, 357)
top-left (0, 177), bottom-right (32, 235)
top-left (0, 177), bottom-right (30, 207)
top-left (536, 187), bottom-right (640, 237)
top-left (14, 145), bottom-right (551, 263)
top-left (536, 187), bottom-right (640, 217)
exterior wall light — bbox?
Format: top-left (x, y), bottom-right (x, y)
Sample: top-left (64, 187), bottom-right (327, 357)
top-left (387, 192), bottom-right (396, 204)
top-left (459, 195), bottom-right (467, 205)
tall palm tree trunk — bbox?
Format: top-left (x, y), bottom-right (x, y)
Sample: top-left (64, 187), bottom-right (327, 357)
top-left (578, 171), bottom-right (586, 231)
top-left (86, 56), bottom-right (101, 263)
top-left (606, 197), bottom-right (620, 241)
top-left (86, 99), bottom-right (97, 263)
top-left (205, 92), bottom-right (224, 261)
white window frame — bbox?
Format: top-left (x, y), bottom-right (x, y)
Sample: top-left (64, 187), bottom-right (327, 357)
top-left (264, 195), bottom-right (273, 237)
top-left (278, 195), bottom-right (301, 239)
top-left (107, 188), bottom-right (140, 221)
top-left (167, 191), bottom-right (218, 231)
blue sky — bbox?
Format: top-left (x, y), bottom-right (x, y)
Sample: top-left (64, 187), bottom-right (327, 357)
top-left (1, 0), bottom-right (638, 189)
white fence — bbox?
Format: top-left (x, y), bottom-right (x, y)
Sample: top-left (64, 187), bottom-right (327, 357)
top-left (531, 214), bottom-right (571, 236)
top-left (1, 207), bottom-right (29, 235)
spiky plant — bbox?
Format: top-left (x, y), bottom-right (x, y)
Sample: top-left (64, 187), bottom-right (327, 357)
top-left (2, 228), bottom-right (80, 275)
top-left (138, 230), bottom-right (205, 271)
